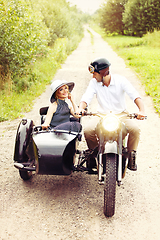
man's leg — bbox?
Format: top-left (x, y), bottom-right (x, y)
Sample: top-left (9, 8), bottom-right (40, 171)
top-left (84, 117), bottom-right (99, 173)
top-left (84, 117), bottom-right (99, 150)
top-left (123, 119), bottom-right (141, 171)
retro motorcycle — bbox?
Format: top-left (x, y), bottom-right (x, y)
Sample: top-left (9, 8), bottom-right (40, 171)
top-left (13, 106), bottom-right (146, 217)
top-left (80, 111), bottom-right (146, 217)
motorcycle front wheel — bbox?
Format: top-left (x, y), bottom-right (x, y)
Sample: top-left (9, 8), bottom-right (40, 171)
top-left (104, 153), bottom-right (117, 217)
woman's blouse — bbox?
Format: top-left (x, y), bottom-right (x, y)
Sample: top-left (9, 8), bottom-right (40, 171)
top-left (50, 99), bottom-right (70, 127)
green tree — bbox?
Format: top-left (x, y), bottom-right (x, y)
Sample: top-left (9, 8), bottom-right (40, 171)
top-left (0, 0), bottom-right (49, 80)
top-left (123, 0), bottom-right (160, 37)
top-left (37, 0), bottom-right (83, 46)
top-left (0, 0), bottom-right (84, 92)
top-left (99, 0), bottom-right (127, 35)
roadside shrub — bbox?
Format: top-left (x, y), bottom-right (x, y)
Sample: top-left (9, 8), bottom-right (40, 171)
top-left (0, 0), bottom-right (49, 89)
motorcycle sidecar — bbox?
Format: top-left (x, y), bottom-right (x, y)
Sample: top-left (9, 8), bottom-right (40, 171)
top-left (14, 118), bottom-right (81, 180)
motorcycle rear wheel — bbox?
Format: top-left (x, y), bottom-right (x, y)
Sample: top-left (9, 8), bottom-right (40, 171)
top-left (104, 153), bottom-right (117, 217)
top-left (19, 170), bottom-right (32, 180)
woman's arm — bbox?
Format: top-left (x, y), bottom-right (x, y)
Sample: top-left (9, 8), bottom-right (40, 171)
top-left (42, 102), bottom-right (57, 129)
top-left (68, 93), bottom-right (80, 118)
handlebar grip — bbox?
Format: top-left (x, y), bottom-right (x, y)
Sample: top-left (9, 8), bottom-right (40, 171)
top-left (128, 113), bottom-right (147, 119)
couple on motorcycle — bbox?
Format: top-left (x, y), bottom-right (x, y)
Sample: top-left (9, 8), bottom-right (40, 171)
top-left (42, 58), bottom-right (146, 172)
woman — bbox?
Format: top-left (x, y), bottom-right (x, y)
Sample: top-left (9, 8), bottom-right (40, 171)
top-left (42, 79), bottom-right (81, 132)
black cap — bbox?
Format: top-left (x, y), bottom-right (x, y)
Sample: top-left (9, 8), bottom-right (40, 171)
top-left (90, 58), bottom-right (111, 73)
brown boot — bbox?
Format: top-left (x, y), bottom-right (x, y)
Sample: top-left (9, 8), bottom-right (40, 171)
top-left (128, 150), bottom-right (137, 171)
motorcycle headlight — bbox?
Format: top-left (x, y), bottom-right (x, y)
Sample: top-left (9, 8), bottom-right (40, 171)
top-left (102, 115), bottom-right (120, 132)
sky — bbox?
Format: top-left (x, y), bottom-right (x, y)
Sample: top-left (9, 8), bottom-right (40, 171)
top-left (67, 0), bottom-right (105, 14)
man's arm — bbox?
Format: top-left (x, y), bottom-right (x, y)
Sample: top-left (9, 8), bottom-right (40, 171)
top-left (79, 101), bottom-right (87, 110)
top-left (76, 101), bottom-right (87, 115)
top-left (134, 97), bottom-right (146, 120)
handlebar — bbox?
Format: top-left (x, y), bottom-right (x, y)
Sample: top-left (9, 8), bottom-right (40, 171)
top-left (33, 126), bottom-right (79, 136)
top-left (128, 113), bottom-right (147, 120)
top-left (78, 112), bottom-right (147, 120)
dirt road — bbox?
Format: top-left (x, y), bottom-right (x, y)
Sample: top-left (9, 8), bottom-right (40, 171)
top-left (0, 27), bottom-right (160, 240)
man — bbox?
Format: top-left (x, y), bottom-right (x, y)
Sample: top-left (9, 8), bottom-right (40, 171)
top-left (77, 58), bottom-right (145, 171)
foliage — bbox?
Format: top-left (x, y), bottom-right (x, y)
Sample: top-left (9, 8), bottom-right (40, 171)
top-left (0, 0), bottom-right (84, 91)
top-left (35, 0), bottom-right (83, 46)
top-left (0, 0), bottom-right (49, 81)
top-left (98, 0), bottom-right (160, 37)
top-left (123, 0), bottom-right (160, 37)
top-left (143, 31), bottom-right (160, 48)
top-left (99, 0), bottom-right (127, 35)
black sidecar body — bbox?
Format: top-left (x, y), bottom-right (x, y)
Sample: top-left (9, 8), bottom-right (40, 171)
top-left (14, 107), bottom-right (82, 180)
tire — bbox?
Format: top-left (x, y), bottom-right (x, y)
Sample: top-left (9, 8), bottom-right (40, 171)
top-left (104, 153), bottom-right (117, 217)
top-left (19, 170), bottom-right (32, 180)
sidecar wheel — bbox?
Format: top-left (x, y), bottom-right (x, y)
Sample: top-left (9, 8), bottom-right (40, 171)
top-left (19, 170), bottom-right (32, 180)
top-left (104, 153), bottom-right (116, 217)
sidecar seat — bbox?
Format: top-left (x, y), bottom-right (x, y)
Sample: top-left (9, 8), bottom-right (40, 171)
top-left (40, 106), bottom-right (48, 124)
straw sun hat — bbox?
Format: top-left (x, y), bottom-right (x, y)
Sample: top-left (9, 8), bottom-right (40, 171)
top-left (50, 80), bottom-right (74, 102)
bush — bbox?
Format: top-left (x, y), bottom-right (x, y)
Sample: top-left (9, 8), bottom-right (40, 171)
top-left (0, 0), bottom-right (49, 81)
top-left (39, 0), bottom-right (83, 46)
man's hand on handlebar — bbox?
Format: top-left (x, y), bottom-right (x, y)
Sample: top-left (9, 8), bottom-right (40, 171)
top-left (76, 101), bottom-right (88, 116)
top-left (76, 108), bottom-right (87, 116)
top-left (136, 111), bottom-right (147, 120)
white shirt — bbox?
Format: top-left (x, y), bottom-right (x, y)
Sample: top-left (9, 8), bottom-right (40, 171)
top-left (80, 74), bottom-right (140, 114)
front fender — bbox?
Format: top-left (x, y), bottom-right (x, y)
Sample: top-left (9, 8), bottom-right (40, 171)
top-left (14, 119), bottom-right (34, 162)
top-left (104, 141), bottom-right (118, 154)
